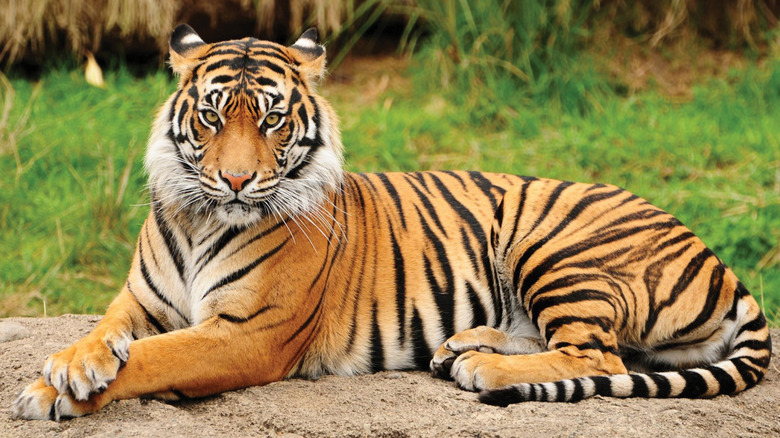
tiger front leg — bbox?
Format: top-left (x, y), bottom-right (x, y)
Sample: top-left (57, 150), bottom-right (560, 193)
top-left (14, 312), bottom-right (301, 420)
top-left (430, 326), bottom-right (545, 380)
top-left (12, 288), bottom-right (166, 420)
top-left (13, 288), bottom-right (153, 421)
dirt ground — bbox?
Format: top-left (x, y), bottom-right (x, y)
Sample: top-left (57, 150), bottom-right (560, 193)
top-left (0, 315), bottom-right (778, 437)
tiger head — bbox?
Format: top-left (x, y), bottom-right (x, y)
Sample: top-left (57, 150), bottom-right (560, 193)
top-left (145, 25), bottom-right (344, 227)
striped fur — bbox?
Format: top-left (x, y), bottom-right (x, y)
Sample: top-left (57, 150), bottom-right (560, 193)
top-left (12, 26), bottom-right (771, 420)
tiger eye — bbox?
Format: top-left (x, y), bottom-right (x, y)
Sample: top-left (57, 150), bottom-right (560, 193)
top-left (203, 110), bottom-right (219, 124)
top-left (264, 113), bottom-right (280, 127)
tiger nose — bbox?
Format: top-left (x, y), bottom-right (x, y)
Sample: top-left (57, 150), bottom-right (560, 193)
top-left (220, 171), bottom-right (255, 192)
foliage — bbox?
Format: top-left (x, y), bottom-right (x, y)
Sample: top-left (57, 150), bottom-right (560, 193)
top-left (406, 0), bottom-right (603, 116)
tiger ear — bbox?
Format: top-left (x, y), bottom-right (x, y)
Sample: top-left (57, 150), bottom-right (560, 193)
top-left (169, 24), bottom-right (210, 84)
top-left (288, 28), bottom-right (327, 85)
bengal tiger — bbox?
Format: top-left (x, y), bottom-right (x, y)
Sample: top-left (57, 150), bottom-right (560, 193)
top-left (12, 25), bottom-right (771, 420)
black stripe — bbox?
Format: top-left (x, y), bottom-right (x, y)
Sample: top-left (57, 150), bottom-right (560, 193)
top-left (418, 208), bottom-right (455, 338)
top-left (531, 288), bottom-right (616, 330)
top-left (411, 308), bottom-right (431, 370)
top-left (427, 173), bottom-right (501, 322)
top-left (543, 316), bottom-right (611, 342)
top-left (466, 171), bottom-right (504, 211)
top-left (630, 374), bottom-right (650, 397)
top-left (674, 263), bottom-right (725, 337)
top-left (649, 373), bottom-right (672, 397)
top-left (741, 353), bottom-right (771, 369)
top-left (203, 238), bottom-right (289, 298)
top-left (176, 98), bottom-right (190, 143)
top-left (210, 74), bottom-right (235, 84)
top-left (732, 339), bottom-right (771, 352)
top-left (736, 313), bottom-right (768, 337)
top-left (732, 357), bottom-right (760, 384)
top-left (513, 186), bottom-right (624, 291)
top-left (592, 207), bottom-right (671, 236)
top-left (377, 173), bottom-right (407, 229)
top-left (643, 248), bottom-right (714, 336)
top-left (678, 370), bottom-right (709, 398)
top-left (561, 335), bottom-right (618, 355)
top-left (370, 302), bottom-right (384, 372)
top-left (403, 174), bottom-right (448, 237)
top-left (218, 305), bottom-right (274, 323)
top-left (257, 59), bottom-right (286, 75)
top-left (528, 383), bottom-right (537, 400)
top-left (554, 380), bottom-right (568, 401)
top-left (255, 76), bottom-right (277, 87)
top-left (296, 104), bottom-right (309, 134)
top-left (504, 180), bottom-right (533, 257)
top-left (196, 225), bottom-right (246, 269)
top-left (137, 241), bottom-right (189, 324)
top-left (539, 383), bottom-right (548, 401)
top-left (229, 219), bottom-right (288, 256)
top-left (389, 227), bottom-right (407, 346)
top-left (289, 87), bottom-right (302, 107)
top-left (126, 281), bottom-right (167, 334)
top-left (591, 375), bottom-right (613, 396)
top-left (424, 254), bottom-right (455, 339)
top-left (253, 43), bottom-right (289, 56)
top-left (466, 283), bottom-right (488, 327)
top-left (206, 48), bottom-right (245, 57)
top-left (707, 365), bottom-right (737, 395)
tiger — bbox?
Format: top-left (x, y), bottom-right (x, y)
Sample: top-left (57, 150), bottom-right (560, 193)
top-left (12, 25), bottom-right (771, 420)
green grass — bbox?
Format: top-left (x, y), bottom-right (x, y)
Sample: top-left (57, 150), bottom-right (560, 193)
top-left (0, 68), bottom-right (169, 315)
top-left (1, 59), bottom-right (778, 322)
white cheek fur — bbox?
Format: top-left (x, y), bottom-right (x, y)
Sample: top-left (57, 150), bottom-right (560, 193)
top-left (145, 93), bottom-right (345, 227)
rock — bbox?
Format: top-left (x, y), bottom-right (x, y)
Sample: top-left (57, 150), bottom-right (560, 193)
top-left (0, 321), bottom-right (31, 343)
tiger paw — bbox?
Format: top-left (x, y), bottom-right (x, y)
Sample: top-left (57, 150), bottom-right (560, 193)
top-left (430, 326), bottom-right (543, 380)
top-left (450, 351), bottom-right (518, 391)
top-left (43, 329), bottom-right (131, 401)
top-left (12, 378), bottom-right (106, 420)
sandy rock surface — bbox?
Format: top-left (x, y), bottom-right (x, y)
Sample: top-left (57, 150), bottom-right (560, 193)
top-left (1, 315), bottom-right (778, 437)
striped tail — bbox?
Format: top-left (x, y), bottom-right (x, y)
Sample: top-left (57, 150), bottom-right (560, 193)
top-left (480, 313), bottom-right (772, 406)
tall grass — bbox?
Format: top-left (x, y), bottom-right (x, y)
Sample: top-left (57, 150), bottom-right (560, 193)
top-left (0, 67), bottom-right (168, 315)
top-left (407, 0), bottom-right (604, 117)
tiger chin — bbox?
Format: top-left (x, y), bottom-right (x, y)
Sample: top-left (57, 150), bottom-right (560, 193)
top-left (13, 25), bottom-right (771, 420)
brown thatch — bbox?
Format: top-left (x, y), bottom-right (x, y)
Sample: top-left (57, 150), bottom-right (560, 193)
top-left (0, 0), bottom-right (374, 67)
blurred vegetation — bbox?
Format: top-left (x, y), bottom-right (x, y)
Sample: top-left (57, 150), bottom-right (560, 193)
top-left (0, 1), bottom-right (778, 323)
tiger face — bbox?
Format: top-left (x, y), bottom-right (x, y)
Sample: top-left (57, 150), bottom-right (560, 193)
top-left (145, 25), bottom-right (344, 226)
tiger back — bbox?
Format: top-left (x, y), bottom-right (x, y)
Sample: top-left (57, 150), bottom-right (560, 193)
top-left (12, 25), bottom-right (771, 420)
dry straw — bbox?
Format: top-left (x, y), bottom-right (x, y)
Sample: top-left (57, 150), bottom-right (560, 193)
top-left (0, 0), bottom-right (364, 67)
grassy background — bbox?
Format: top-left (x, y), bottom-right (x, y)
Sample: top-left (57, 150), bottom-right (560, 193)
top-left (1, 1), bottom-right (778, 323)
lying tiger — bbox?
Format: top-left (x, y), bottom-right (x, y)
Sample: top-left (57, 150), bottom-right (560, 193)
top-left (13, 25), bottom-right (771, 420)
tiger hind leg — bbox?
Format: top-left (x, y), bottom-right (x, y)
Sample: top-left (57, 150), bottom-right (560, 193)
top-left (447, 320), bottom-right (628, 392)
top-left (430, 326), bottom-right (545, 380)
